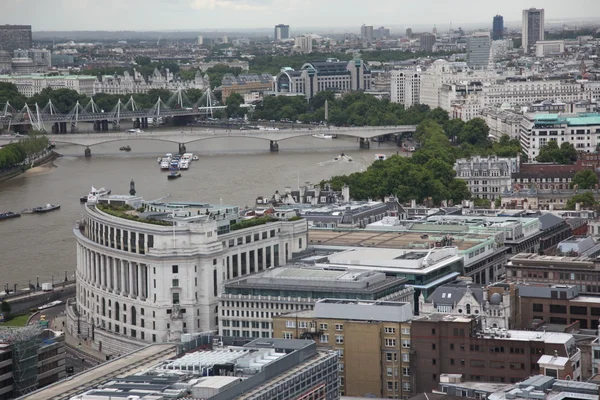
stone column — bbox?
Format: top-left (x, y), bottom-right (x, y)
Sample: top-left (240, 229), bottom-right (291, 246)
top-left (102, 255), bottom-right (107, 289)
top-left (95, 252), bottom-right (100, 287)
top-left (120, 260), bottom-right (127, 295)
top-left (111, 257), bottom-right (117, 292)
top-left (129, 261), bottom-right (136, 297)
top-left (138, 264), bottom-right (146, 300)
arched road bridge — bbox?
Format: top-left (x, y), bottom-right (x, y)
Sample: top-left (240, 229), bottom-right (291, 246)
top-left (0, 125), bottom-right (417, 155)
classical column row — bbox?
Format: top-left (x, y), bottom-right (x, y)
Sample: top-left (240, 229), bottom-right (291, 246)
top-left (223, 245), bottom-right (278, 280)
top-left (78, 245), bottom-right (149, 300)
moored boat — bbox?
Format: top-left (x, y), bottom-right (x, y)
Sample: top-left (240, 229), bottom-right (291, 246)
top-left (81, 187), bottom-right (111, 203)
top-left (374, 154), bottom-right (387, 161)
top-left (0, 211), bottom-right (21, 221)
top-left (120, 146), bottom-right (131, 152)
top-left (160, 159), bottom-right (170, 170)
top-left (192, 155), bottom-right (199, 161)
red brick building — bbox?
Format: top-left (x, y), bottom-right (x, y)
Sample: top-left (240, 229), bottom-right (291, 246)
top-left (411, 314), bottom-right (581, 393)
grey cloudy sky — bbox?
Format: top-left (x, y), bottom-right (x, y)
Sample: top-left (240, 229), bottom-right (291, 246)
top-left (2, 0), bottom-right (599, 31)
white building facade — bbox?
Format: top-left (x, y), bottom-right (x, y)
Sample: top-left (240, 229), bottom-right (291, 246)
top-left (274, 59), bottom-right (372, 100)
top-left (390, 70), bottom-right (421, 106)
top-left (0, 74), bottom-right (96, 97)
top-left (520, 113), bottom-right (600, 160)
top-left (68, 197), bottom-right (307, 355)
top-left (454, 155), bottom-right (519, 200)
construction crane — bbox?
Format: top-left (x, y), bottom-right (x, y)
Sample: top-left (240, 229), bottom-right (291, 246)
top-left (157, 36), bottom-right (162, 46)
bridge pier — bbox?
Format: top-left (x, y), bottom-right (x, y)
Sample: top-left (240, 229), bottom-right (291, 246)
top-left (70, 123), bottom-right (78, 133)
top-left (101, 120), bottom-right (109, 131)
top-left (141, 118), bottom-right (148, 129)
top-left (359, 138), bottom-right (370, 149)
top-left (93, 120), bottom-right (101, 131)
top-left (84, 147), bottom-right (91, 157)
top-left (59, 122), bottom-right (67, 134)
top-left (178, 143), bottom-right (187, 154)
top-left (112, 121), bottom-right (120, 131)
top-left (270, 141), bottom-right (279, 152)
top-left (52, 123), bottom-right (59, 134)
top-left (133, 118), bottom-right (140, 129)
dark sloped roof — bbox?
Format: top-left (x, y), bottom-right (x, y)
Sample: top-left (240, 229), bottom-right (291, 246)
top-left (428, 280), bottom-right (484, 306)
top-left (539, 213), bottom-right (566, 230)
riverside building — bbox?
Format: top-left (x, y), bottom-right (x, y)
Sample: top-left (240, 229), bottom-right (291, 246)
top-left (69, 195), bottom-right (307, 356)
top-left (274, 59), bottom-right (372, 100)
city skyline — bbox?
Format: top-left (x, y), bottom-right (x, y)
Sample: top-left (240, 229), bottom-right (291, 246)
top-left (2, 0), bottom-right (599, 32)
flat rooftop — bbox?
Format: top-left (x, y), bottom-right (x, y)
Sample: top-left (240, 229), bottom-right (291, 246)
top-left (318, 247), bottom-right (462, 274)
top-left (309, 229), bottom-right (491, 251)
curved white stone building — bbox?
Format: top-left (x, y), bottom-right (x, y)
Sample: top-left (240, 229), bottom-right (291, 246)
top-left (68, 195), bottom-right (307, 355)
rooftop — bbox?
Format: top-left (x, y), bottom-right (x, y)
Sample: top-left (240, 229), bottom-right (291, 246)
top-left (534, 113), bottom-right (600, 126)
top-left (223, 265), bottom-right (407, 293)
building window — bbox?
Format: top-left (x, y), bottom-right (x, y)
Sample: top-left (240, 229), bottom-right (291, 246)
top-left (335, 335), bottom-right (344, 344)
top-left (172, 265), bottom-right (178, 274)
top-left (533, 303), bottom-right (543, 312)
top-left (385, 338), bottom-right (396, 347)
top-left (335, 324), bottom-right (343, 331)
top-left (283, 332), bottom-right (293, 339)
top-left (402, 339), bottom-right (410, 348)
top-left (385, 327), bottom-right (396, 334)
top-left (320, 323), bottom-right (328, 330)
top-left (286, 320), bottom-right (295, 328)
top-left (403, 367), bottom-right (410, 376)
top-left (320, 334), bottom-right (329, 343)
top-left (172, 292), bottom-right (180, 305)
top-left (172, 279), bottom-right (179, 288)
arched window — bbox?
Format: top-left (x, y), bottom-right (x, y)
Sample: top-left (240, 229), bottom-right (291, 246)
top-left (131, 306), bottom-right (137, 326)
top-left (115, 302), bottom-right (120, 321)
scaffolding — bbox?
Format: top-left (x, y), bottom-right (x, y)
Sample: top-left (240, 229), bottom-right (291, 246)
top-left (0, 325), bottom-right (43, 396)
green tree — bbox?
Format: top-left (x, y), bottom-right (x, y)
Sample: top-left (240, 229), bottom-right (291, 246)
top-left (134, 56), bottom-right (152, 66)
top-left (0, 82), bottom-right (27, 109)
top-left (225, 93), bottom-right (245, 118)
top-left (536, 141), bottom-right (578, 164)
top-left (566, 192), bottom-right (596, 210)
top-left (571, 169), bottom-right (599, 189)
top-left (458, 118), bottom-right (490, 146)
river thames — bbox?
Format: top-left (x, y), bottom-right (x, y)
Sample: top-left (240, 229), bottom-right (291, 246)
top-left (0, 134), bottom-right (401, 288)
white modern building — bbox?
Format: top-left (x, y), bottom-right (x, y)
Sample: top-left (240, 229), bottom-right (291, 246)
top-left (274, 59), bottom-right (372, 100)
top-left (0, 74), bottom-right (96, 97)
top-left (522, 8), bottom-right (545, 53)
top-left (520, 113), bottom-right (600, 160)
top-left (390, 70), bottom-right (421, 106)
top-left (294, 35), bottom-right (312, 54)
top-left (454, 155), bottom-right (519, 200)
top-left (68, 195), bottom-right (308, 356)
top-left (466, 32), bottom-right (491, 70)
top-left (535, 40), bottom-right (565, 57)
top-left (218, 266), bottom-right (414, 338)
top-left (419, 60), bottom-right (502, 110)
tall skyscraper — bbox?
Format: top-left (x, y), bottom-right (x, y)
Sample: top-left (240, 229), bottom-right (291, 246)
top-left (360, 25), bottom-right (374, 42)
top-left (467, 32), bottom-right (491, 69)
top-left (0, 25), bottom-right (32, 53)
top-left (274, 24), bottom-right (290, 40)
top-left (406, 28), bottom-right (413, 38)
top-left (420, 33), bottom-right (436, 52)
top-left (492, 15), bottom-right (504, 40)
top-left (522, 8), bottom-right (545, 52)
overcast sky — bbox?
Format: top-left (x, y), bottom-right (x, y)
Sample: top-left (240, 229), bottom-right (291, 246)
top-left (2, 0), bottom-right (599, 32)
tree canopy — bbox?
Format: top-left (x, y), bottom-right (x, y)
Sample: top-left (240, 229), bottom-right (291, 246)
top-left (322, 116), bottom-right (471, 205)
top-left (571, 169), bottom-right (599, 189)
top-left (536, 140), bottom-right (578, 164)
top-left (0, 131), bottom-right (49, 170)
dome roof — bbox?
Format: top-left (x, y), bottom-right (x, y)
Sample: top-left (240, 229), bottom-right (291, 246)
top-left (489, 292), bottom-right (502, 305)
